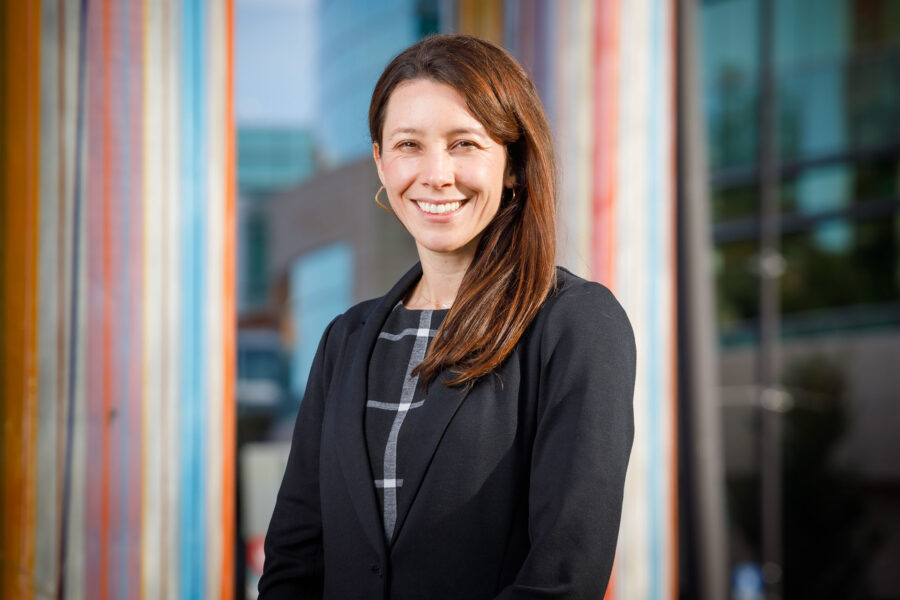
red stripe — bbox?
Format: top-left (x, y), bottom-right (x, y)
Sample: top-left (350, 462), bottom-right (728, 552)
top-left (591, 0), bottom-right (619, 290)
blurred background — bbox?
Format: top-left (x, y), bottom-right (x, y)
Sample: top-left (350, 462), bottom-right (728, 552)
top-left (2, 0), bottom-right (898, 599)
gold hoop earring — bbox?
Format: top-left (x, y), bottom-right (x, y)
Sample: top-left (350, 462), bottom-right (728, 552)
top-left (374, 186), bottom-right (393, 211)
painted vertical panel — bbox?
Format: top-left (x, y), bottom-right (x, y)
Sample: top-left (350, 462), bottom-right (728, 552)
top-left (0, 1), bottom-right (42, 598)
top-left (36, 1), bottom-right (62, 597)
top-left (490, 1), bottom-right (680, 598)
top-left (206, 0), bottom-right (227, 597)
top-left (1, 0), bottom-right (235, 597)
top-left (162, 3), bottom-right (184, 597)
top-left (63, 5), bottom-right (90, 598)
top-left (180, 1), bottom-right (207, 597)
top-left (141, 0), bottom-right (164, 596)
top-left (124, 2), bottom-right (145, 598)
top-left (222, 1), bottom-right (238, 597)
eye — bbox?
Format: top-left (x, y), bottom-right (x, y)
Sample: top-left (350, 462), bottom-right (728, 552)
top-left (452, 139), bottom-right (479, 150)
top-left (396, 140), bottom-right (419, 150)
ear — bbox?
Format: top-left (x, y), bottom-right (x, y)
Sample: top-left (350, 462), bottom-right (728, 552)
top-left (373, 143), bottom-right (385, 184)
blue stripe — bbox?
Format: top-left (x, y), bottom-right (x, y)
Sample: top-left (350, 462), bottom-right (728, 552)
top-left (647, 0), bottom-right (669, 597)
top-left (59, 2), bottom-right (90, 598)
top-left (180, 0), bottom-right (206, 597)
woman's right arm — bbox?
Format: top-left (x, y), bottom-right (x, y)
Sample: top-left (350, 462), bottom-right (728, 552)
top-left (258, 318), bottom-right (339, 600)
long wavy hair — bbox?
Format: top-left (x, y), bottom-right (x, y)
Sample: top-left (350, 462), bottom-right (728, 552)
top-left (369, 34), bottom-right (557, 386)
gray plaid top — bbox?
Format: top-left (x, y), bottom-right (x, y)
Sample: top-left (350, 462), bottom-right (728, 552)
top-left (365, 303), bottom-right (448, 544)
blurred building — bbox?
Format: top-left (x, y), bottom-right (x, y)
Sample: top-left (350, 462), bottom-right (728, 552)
top-left (700, 0), bottom-right (900, 597)
top-left (237, 126), bottom-right (317, 312)
top-left (316, 0), bottom-right (440, 166)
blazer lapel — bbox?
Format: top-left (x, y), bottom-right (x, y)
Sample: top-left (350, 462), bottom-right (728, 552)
top-left (333, 264), bottom-right (423, 554)
top-left (390, 368), bottom-right (473, 547)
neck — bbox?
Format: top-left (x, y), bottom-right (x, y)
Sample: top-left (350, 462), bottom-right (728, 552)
top-left (407, 245), bottom-right (473, 310)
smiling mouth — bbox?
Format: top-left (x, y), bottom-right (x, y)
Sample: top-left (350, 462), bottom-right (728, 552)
top-left (415, 200), bottom-right (465, 215)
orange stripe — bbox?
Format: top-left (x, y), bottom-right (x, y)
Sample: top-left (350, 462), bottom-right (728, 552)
top-left (604, 555), bottom-right (617, 600)
top-left (457, 0), bottom-right (504, 44)
top-left (668, 1), bottom-right (679, 597)
top-left (25, 0), bottom-right (42, 590)
top-left (100, 0), bottom-right (112, 598)
top-left (1, 1), bottom-right (42, 597)
top-left (220, 1), bottom-right (236, 598)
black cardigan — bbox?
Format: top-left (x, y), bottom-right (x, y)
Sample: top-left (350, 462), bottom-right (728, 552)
top-left (259, 264), bottom-right (636, 600)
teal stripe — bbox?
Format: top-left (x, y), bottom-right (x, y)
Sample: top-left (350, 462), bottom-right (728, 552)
top-left (180, 0), bottom-right (206, 597)
top-left (647, 0), bottom-right (670, 596)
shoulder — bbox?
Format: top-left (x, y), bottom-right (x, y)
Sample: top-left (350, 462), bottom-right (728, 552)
top-left (320, 297), bottom-right (378, 348)
top-left (529, 267), bottom-right (635, 361)
top-left (329, 297), bottom-right (380, 337)
top-left (537, 267), bottom-right (633, 334)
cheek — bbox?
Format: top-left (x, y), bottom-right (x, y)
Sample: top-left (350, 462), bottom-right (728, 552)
top-left (383, 158), bottom-right (419, 190)
top-left (459, 155), bottom-right (507, 187)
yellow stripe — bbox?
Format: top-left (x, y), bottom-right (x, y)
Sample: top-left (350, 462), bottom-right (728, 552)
top-left (457, 0), bottom-right (504, 44)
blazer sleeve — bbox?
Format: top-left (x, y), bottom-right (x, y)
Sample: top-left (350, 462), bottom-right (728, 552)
top-left (496, 282), bottom-right (636, 600)
top-left (258, 317), bottom-right (339, 600)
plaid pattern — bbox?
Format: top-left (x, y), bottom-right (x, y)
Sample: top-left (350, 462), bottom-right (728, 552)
top-left (365, 303), bottom-right (446, 543)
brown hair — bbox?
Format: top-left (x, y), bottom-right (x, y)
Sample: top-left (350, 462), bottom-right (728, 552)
top-left (369, 34), bottom-right (556, 386)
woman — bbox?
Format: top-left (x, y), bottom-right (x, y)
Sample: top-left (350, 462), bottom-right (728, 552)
top-left (259, 34), bottom-right (635, 600)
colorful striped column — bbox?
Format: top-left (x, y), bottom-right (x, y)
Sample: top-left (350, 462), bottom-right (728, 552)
top-left (462, 1), bottom-right (680, 597)
top-left (0, 1), bottom-right (236, 599)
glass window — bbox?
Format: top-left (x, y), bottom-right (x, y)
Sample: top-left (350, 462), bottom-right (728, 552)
top-left (780, 215), bottom-right (899, 319)
top-left (701, 0), bottom-right (760, 171)
top-left (715, 239), bottom-right (759, 343)
top-left (712, 183), bottom-right (758, 223)
top-left (289, 242), bottom-right (354, 397)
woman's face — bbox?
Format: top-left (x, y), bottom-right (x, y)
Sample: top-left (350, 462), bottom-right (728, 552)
top-left (374, 78), bottom-right (514, 262)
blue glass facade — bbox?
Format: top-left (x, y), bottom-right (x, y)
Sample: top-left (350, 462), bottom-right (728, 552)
top-left (289, 242), bottom-right (354, 397)
top-left (702, 0), bottom-right (900, 341)
top-left (316, 0), bottom-right (439, 166)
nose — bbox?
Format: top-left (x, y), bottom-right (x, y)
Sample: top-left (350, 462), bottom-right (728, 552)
top-left (423, 148), bottom-right (453, 188)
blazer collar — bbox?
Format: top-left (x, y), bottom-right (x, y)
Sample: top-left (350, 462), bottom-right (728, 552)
top-left (332, 263), bottom-right (421, 554)
top-left (332, 263), bottom-right (474, 552)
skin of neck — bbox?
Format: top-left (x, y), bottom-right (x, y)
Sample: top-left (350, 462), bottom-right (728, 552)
top-left (405, 239), bottom-right (479, 310)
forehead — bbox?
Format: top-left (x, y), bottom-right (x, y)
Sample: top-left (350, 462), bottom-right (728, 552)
top-left (383, 79), bottom-right (488, 138)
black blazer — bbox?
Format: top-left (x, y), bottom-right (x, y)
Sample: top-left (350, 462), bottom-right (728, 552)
top-left (259, 264), bottom-right (636, 600)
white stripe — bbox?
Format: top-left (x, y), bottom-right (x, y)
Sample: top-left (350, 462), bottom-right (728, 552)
top-left (378, 328), bottom-right (439, 341)
top-left (142, 0), bottom-right (164, 596)
top-left (205, 0), bottom-right (226, 596)
top-left (366, 400), bottom-right (425, 411)
top-left (374, 479), bottom-right (404, 489)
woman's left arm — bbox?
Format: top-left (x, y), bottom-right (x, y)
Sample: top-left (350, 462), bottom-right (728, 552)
top-left (496, 281), bottom-right (636, 600)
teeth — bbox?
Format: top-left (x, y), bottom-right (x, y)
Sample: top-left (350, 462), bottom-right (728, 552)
top-left (417, 201), bottom-right (462, 214)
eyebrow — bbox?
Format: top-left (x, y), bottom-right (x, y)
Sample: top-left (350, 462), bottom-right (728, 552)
top-left (386, 126), bottom-right (487, 139)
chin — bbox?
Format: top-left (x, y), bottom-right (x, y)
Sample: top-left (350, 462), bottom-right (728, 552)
top-left (417, 237), bottom-right (473, 256)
